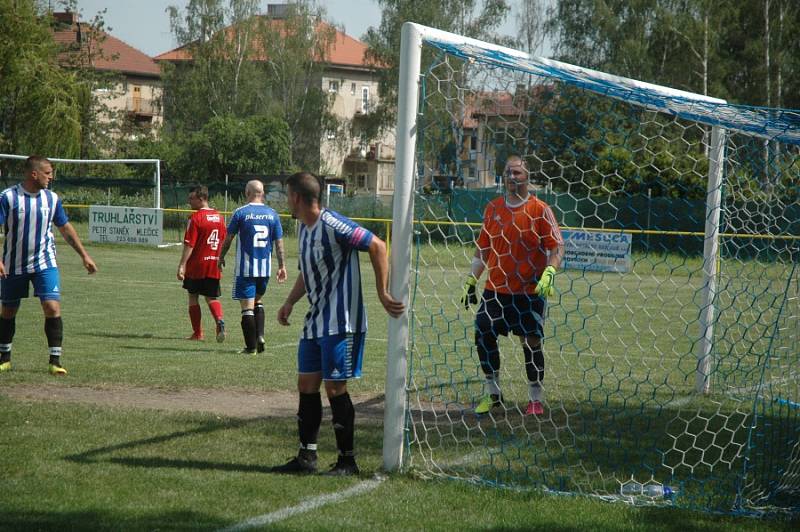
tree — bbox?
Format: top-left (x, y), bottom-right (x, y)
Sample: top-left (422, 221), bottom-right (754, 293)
top-left (516, 0), bottom-right (548, 56)
top-left (176, 115), bottom-right (291, 181)
top-left (163, 0), bottom-right (339, 171)
top-left (163, 0), bottom-right (264, 133)
top-left (251, 1), bottom-right (339, 170)
top-left (363, 0), bottom-right (511, 134)
top-left (548, 0), bottom-right (800, 108)
top-left (0, 0), bottom-right (82, 157)
top-left (56, 0), bottom-right (129, 159)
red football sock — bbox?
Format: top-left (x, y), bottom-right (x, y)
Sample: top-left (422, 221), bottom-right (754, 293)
top-left (189, 304), bottom-right (202, 336)
top-left (208, 300), bottom-right (223, 322)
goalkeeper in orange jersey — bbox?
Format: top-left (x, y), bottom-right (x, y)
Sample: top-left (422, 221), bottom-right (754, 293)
top-left (461, 155), bottom-right (564, 416)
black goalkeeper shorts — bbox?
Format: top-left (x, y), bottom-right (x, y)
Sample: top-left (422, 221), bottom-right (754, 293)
top-left (475, 289), bottom-right (545, 338)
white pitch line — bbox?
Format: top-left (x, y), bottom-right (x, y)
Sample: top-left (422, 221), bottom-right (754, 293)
top-left (727, 375), bottom-right (796, 395)
top-left (218, 476), bottom-right (385, 531)
top-left (270, 338), bottom-right (387, 350)
top-left (666, 395), bottom-right (695, 408)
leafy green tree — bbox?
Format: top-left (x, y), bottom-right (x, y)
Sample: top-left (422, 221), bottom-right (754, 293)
top-left (363, 0), bottom-right (511, 134)
top-left (0, 0), bottom-right (81, 157)
top-left (56, 0), bottom-right (128, 159)
top-left (251, 1), bottom-right (339, 170)
top-left (175, 115), bottom-right (291, 181)
top-left (163, 0), bottom-right (339, 172)
top-left (548, 0), bottom-right (800, 107)
top-left (163, 0), bottom-right (264, 133)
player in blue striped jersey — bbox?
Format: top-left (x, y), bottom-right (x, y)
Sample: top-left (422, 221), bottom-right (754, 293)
top-left (219, 180), bottom-right (286, 354)
top-left (0, 156), bottom-right (97, 375)
top-left (273, 172), bottom-right (404, 476)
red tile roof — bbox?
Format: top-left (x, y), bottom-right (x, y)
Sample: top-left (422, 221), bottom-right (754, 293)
top-left (463, 92), bottom-right (521, 128)
top-left (155, 18), bottom-right (372, 70)
top-left (464, 87), bottom-right (554, 127)
top-left (53, 16), bottom-right (160, 77)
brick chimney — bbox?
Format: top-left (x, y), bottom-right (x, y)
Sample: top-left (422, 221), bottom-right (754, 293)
top-left (52, 11), bottom-right (78, 25)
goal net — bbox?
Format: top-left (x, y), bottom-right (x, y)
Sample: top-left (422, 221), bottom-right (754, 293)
top-left (384, 24), bottom-right (799, 515)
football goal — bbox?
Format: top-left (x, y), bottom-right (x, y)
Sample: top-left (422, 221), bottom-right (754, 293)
top-left (383, 23), bottom-right (799, 516)
top-left (0, 154), bottom-right (177, 244)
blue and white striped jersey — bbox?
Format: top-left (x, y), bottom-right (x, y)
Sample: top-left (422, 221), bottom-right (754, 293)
top-left (0, 185), bottom-right (69, 275)
top-left (226, 203), bottom-right (283, 278)
top-left (298, 209), bottom-right (374, 339)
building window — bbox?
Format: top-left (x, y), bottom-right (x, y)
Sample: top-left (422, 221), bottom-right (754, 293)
top-left (493, 126), bottom-right (507, 146)
top-left (357, 174), bottom-right (366, 189)
top-left (470, 134), bottom-right (477, 151)
top-left (351, 82), bottom-right (356, 95)
top-left (327, 129), bottom-right (336, 140)
top-left (361, 86), bottom-right (370, 114)
top-left (328, 80), bottom-right (339, 93)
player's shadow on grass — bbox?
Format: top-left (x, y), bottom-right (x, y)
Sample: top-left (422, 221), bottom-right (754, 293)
top-left (64, 417), bottom-right (281, 474)
top-left (0, 509), bottom-right (230, 531)
top-left (82, 331), bottom-right (181, 340)
top-left (64, 415), bottom-right (385, 475)
top-left (115, 344), bottom-right (223, 353)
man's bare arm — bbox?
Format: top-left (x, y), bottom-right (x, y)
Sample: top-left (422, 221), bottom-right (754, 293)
top-left (367, 236), bottom-right (404, 318)
top-left (177, 244), bottom-right (193, 280)
top-left (58, 223), bottom-right (97, 274)
top-left (218, 233), bottom-right (235, 267)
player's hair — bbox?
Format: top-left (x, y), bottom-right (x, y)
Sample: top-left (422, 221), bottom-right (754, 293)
top-left (24, 155), bottom-right (51, 174)
top-left (188, 185), bottom-right (209, 201)
top-left (505, 154), bottom-right (528, 172)
top-left (286, 171), bottom-right (322, 206)
top-left (245, 180), bottom-right (264, 197)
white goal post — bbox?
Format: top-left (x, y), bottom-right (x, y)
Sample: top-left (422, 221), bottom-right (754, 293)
top-left (0, 154), bottom-right (162, 209)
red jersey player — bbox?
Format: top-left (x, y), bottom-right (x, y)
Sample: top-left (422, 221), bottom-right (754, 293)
top-left (177, 185), bottom-right (227, 341)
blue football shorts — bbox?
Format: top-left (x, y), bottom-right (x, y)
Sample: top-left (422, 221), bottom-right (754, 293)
top-left (1, 268), bottom-right (62, 307)
top-left (232, 276), bottom-right (269, 300)
top-left (298, 332), bottom-right (366, 381)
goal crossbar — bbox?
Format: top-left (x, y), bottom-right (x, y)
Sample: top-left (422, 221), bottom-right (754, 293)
top-left (0, 153), bottom-right (162, 209)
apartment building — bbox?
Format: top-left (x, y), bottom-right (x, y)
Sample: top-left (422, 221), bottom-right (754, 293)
top-left (52, 11), bottom-right (162, 130)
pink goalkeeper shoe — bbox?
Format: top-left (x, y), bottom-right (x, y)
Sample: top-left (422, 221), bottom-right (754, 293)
top-left (525, 400), bottom-right (544, 416)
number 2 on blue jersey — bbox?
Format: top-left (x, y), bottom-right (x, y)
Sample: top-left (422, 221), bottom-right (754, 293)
top-left (253, 225), bottom-right (269, 247)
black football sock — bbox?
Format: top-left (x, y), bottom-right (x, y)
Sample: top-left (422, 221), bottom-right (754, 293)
top-left (298, 392), bottom-right (322, 452)
top-left (0, 316), bottom-right (14, 362)
top-left (523, 341), bottom-right (544, 385)
top-left (254, 303), bottom-right (265, 340)
top-left (45, 317), bottom-right (63, 365)
top-left (240, 310), bottom-right (257, 351)
top-left (329, 392), bottom-right (355, 457)
top-left (475, 329), bottom-right (500, 376)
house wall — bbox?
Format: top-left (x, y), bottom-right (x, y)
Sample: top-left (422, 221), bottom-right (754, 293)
top-left (96, 75), bottom-right (163, 129)
top-left (319, 66), bottom-right (396, 196)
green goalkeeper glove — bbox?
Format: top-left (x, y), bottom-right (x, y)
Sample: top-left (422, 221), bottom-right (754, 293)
top-left (461, 275), bottom-right (478, 309)
top-left (535, 266), bottom-right (557, 299)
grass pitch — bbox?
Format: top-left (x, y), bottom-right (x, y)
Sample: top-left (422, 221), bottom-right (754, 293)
top-left (0, 227), bottom-right (796, 530)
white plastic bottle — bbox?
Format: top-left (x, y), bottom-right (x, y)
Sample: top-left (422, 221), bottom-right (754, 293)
top-left (644, 484), bottom-right (676, 499)
top-left (621, 482), bottom-right (676, 500)
top-left (620, 481), bottom-right (643, 496)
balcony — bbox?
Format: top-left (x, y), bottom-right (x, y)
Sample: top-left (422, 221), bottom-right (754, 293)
top-left (126, 97), bottom-right (160, 117)
top-left (353, 97), bottom-right (370, 116)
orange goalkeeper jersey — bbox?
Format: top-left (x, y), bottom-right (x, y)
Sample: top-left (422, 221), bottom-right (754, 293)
top-left (476, 195), bottom-right (563, 295)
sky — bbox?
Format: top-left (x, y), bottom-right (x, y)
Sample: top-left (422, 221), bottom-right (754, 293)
top-left (72, 0), bottom-right (537, 58)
